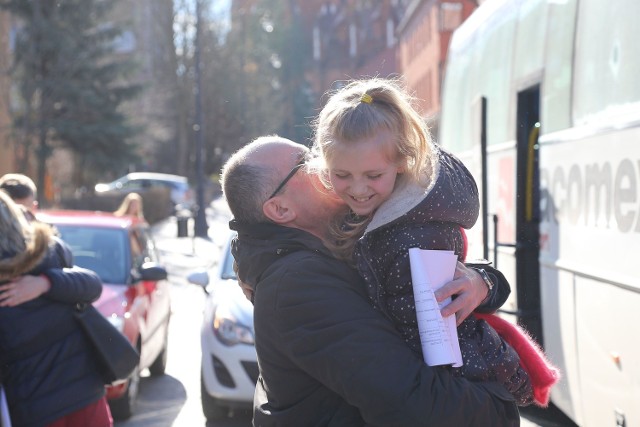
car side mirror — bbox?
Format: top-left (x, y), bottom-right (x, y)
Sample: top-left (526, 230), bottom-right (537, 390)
top-left (140, 262), bottom-right (168, 281)
top-left (187, 269), bottom-right (209, 293)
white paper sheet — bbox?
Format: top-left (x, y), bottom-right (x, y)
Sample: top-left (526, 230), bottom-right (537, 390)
top-left (408, 248), bottom-right (463, 367)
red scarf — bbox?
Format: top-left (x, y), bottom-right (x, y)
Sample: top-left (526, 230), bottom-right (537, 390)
top-left (475, 313), bottom-right (561, 407)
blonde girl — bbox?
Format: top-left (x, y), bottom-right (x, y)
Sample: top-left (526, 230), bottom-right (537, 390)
top-left (311, 77), bottom-right (537, 406)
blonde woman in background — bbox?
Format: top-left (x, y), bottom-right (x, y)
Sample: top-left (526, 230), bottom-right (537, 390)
top-left (114, 193), bottom-right (145, 220)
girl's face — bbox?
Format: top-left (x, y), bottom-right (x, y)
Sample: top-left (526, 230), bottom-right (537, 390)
top-left (327, 130), bottom-right (403, 216)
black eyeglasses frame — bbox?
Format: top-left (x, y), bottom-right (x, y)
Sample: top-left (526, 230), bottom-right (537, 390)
top-left (268, 158), bottom-right (306, 199)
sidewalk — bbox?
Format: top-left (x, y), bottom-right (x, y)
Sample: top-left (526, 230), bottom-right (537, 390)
top-left (151, 198), bottom-right (232, 279)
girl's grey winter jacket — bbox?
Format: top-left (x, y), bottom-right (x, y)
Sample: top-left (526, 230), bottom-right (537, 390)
top-left (355, 147), bottom-right (534, 405)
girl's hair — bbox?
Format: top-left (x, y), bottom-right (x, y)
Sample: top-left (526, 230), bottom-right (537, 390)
top-left (326, 211), bottom-right (372, 262)
top-left (311, 77), bottom-right (434, 186)
top-left (114, 193), bottom-right (144, 219)
top-left (310, 77), bottom-right (436, 261)
top-left (0, 190), bottom-right (31, 255)
top-left (0, 190), bottom-right (51, 278)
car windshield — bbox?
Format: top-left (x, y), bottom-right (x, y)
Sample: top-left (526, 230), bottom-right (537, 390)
top-left (55, 225), bottom-right (130, 284)
top-left (110, 176), bottom-right (128, 189)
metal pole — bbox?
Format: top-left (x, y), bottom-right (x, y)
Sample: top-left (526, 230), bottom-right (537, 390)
top-left (480, 96), bottom-right (489, 261)
top-left (193, 0), bottom-right (209, 238)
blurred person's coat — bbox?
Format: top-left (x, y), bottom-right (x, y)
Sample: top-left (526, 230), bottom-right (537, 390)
top-left (0, 225), bottom-right (106, 427)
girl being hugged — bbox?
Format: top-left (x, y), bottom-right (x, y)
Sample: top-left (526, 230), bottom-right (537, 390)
top-left (311, 77), bottom-right (540, 406)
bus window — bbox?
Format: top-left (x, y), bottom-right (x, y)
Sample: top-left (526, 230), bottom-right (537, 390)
top-left (440, 4), bottom-right (518, 150)
top-left (440, 49), bottom-right (471, 151)
top-left (541, 0), bottom-right (577, 133)
top-left (513, 0), bottom-right (547, 82)
top-left (573, 0), bottom-right (640, 125)
top-left (475, 16), bottom-right (515, 147)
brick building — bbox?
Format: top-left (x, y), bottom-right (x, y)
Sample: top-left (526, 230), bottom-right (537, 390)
top-left (231, 0), bottom-right (411, 102)
top-left (397, 0), bottom-right (478, 134)
top-left (301, 0), bottom-right (411, 98)
top-left (292, 0), bottom-right (479, 131)
top-left (266, 0), bottom-right (476, 126)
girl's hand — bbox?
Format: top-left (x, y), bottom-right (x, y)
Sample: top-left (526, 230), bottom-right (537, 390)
top-left (0, 275), bottom-right (51, 307)
top-left (434, 262), bottom-right (488, 325)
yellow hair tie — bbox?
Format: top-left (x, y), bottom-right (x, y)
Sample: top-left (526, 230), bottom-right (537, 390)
top-left (360, 93), bottom-right (373, 104)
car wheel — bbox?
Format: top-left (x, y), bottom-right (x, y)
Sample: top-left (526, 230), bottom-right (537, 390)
top-left (109, 364), bottom-right (141, 420)
top-left (148, 324), bottom-right (169, 376)
top-left (201, 371), bottom-right (228, 420)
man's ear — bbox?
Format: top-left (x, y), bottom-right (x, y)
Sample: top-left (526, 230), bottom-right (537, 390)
top-left (263, 198), bottom-right (296, 224)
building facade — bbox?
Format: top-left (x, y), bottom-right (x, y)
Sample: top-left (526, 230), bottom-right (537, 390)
top-left (288, 0), bottom-right (476, 123)
top-left (291, 0), bottom-right (411, 99)
top-left (397, 0), bottom-right (478, 134)
top-left (229, 0), bottom-right (477, 142)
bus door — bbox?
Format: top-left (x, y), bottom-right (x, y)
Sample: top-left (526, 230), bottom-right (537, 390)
top-left (515, 86), bottom-right (543, 345)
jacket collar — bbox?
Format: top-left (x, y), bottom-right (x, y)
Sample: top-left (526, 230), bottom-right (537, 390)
top-left (229, 219), bottom-right (331, 290)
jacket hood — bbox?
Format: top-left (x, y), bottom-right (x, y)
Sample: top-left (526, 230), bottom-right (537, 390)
top-left (0, 225), bottom-right (51, 281)
top-left (229, 220), bottom-right (330, 291)
top-left (365, 147), bottom-right (479, 233)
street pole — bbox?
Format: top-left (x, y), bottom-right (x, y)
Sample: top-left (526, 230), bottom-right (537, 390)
top-left (193, 0), bottom-right (209, 238)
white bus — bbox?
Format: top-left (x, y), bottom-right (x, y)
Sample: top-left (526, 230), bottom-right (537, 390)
top-left (438, 0), bottom-right (640, 426)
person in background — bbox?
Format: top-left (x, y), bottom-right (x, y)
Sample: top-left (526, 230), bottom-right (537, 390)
top-left (0, 191), bottom-right (113, 427)
top-left (0, 173), bottom-right (73, 266)
top-left (0, 174), bottom-right (38, 222)
top-left (113, 192), bottom-right (145, 220)
top-left (222, 135), bottom-right (520, 426)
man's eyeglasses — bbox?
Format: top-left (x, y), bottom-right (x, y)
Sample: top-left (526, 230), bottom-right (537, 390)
top-left (268, 156), bottom-right (306, 199)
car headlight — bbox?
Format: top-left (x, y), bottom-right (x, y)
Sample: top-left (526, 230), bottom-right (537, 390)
top-left (212, 307), bottom-right (254, 346)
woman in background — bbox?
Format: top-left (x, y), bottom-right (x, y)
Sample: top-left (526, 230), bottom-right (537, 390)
top-left (114, 192), bottom-right (145, 220)
top-left (0, 191), bottom-right (112, 427)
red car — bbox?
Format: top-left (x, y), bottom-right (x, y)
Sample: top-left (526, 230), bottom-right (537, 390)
top-left (36, 210), bottom-right (172, 420)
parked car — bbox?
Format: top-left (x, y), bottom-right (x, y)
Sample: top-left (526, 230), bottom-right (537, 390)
top-left (94, 172), bottom-right (194, 211)
top-left (36, 210), bottom-right (172, 420)
top-left (188, 231), bottom-right (257, 421)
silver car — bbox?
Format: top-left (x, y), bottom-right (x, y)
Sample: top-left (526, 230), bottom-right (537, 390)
top-left (95, 172), bottom-right (194, 211)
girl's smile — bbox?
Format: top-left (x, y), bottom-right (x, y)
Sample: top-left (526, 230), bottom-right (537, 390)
top-left (328, 129), bottom-right (403, 216)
